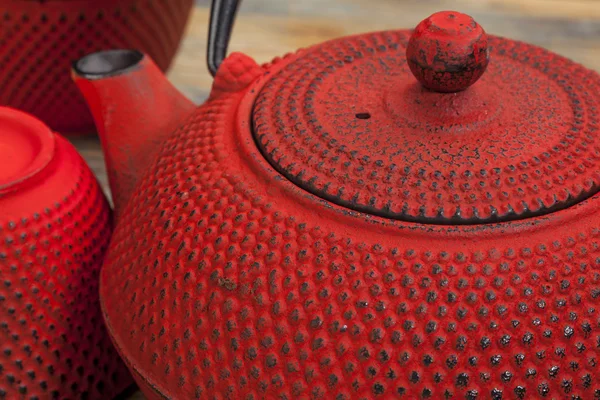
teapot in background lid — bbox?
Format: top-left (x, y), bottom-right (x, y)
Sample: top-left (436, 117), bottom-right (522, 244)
top-left (0, 0), bottom-right (194, 135)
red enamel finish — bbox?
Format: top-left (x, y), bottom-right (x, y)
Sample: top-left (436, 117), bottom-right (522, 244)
top-left (74, 12), bottom-right (600, 400)
top-left (0, 0), bottom-right (194, 135)
top-left (0, 108), bottom-right (132, 398)
top-left (210, 52), bottom-right (265, 97)
top-left (0, 108), bottom-right (55, 195)
top-left (73, 54), bottom-right (196, 218)
top-left (407, 11), bottom-right (490, 93)
top-left (253, 31), bottom-right (600, 225)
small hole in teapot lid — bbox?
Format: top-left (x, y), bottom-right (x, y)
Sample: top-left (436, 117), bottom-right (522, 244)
top-left (73, 49), bottom-right (144, 79)
top-left (356, 113), bottom-right (371, 120)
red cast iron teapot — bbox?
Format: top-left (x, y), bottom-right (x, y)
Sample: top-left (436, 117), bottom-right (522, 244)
top-left (73, 0), bottom-right (600, 398)
top-left (0, 107), bottom-right (133, 398)
top-left (0, 0), bottom-right (194, 134)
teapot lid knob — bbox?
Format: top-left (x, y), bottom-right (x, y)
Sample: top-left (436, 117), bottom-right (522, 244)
top-left (407, 11), bottom-right (490, 92)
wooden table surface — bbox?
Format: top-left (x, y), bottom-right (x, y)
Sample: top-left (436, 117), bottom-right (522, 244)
top-left (68, 0), bottom-right (600, 397)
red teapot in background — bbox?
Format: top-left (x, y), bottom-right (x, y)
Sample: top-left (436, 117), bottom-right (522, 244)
top-left (0, 107), bottom-right (132, 398)
top-left (0, 0), bottom-right (194, 135)
top-left (73, 0), bottom-right (600, 397)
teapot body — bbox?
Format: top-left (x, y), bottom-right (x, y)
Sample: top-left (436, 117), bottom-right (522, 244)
top-left (96, 45), bottom-right (600, 399)
top-left (0, 0), bottom-right (193, 134)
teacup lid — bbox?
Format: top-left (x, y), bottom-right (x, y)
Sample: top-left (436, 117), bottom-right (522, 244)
top-left (252, 11), bottom-right (600, 224)
top-left (0, 107), bottom-right (55, 195)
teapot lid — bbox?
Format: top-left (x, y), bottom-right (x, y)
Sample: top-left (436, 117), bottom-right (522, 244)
top-left (0, 107), bottom-right (55, 195)
top-left (252, 11), bottom-right (600, 224)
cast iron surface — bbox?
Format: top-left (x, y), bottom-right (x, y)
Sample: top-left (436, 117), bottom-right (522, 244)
top-left (72, 7), bottom-right (600, 400)
top-left (68, 2), bottom-right (600, 399)
top-left (406, 12), bottom-right (490, 93)
top-left (75, 45), bottom-right (600, 400)
top-left (0, 109), bottom-right (132, 398)
top-left (252, 29), bottom-right (600, 224)
top-left (207, 0), bottom-right (241, 76)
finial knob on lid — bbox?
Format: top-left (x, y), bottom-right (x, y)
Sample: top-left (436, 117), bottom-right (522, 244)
top-left (407, 11), bottom-right (490, 92)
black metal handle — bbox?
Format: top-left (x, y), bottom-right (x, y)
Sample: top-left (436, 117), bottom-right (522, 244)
top-left (207, 0), bottom-right (241, 76)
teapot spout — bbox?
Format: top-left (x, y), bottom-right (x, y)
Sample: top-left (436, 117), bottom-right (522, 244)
top-left (72, 50), bottom-right (195, 216)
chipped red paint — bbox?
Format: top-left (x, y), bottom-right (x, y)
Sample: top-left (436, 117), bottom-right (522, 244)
top-left (0, 108), bottom-right (132, 398)
top-left (0, 0), bottom-right (194, 134)
top-left (74, 11), bottom-right (600, 400)
top-left (407, 11), bottom-right (490, 93)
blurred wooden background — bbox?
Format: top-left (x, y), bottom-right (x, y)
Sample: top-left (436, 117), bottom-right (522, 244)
top-left (70, 0), bottom-right (600, 397)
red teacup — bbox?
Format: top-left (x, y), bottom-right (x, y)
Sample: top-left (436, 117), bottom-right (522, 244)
top-left (0, 107), bottom-right (132, 398)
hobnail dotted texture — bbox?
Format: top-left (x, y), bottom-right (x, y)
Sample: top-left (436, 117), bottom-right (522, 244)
top-left (0, 137), bottom-right (131, 399)
top-left (0, 0), bottom-right (193, 134)
top-left (101, 56), bottom-right (600, 399)
top-left (211, 52), bottom-right (264, 96)
top-left (253, 32), bottom-right (600, 224)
